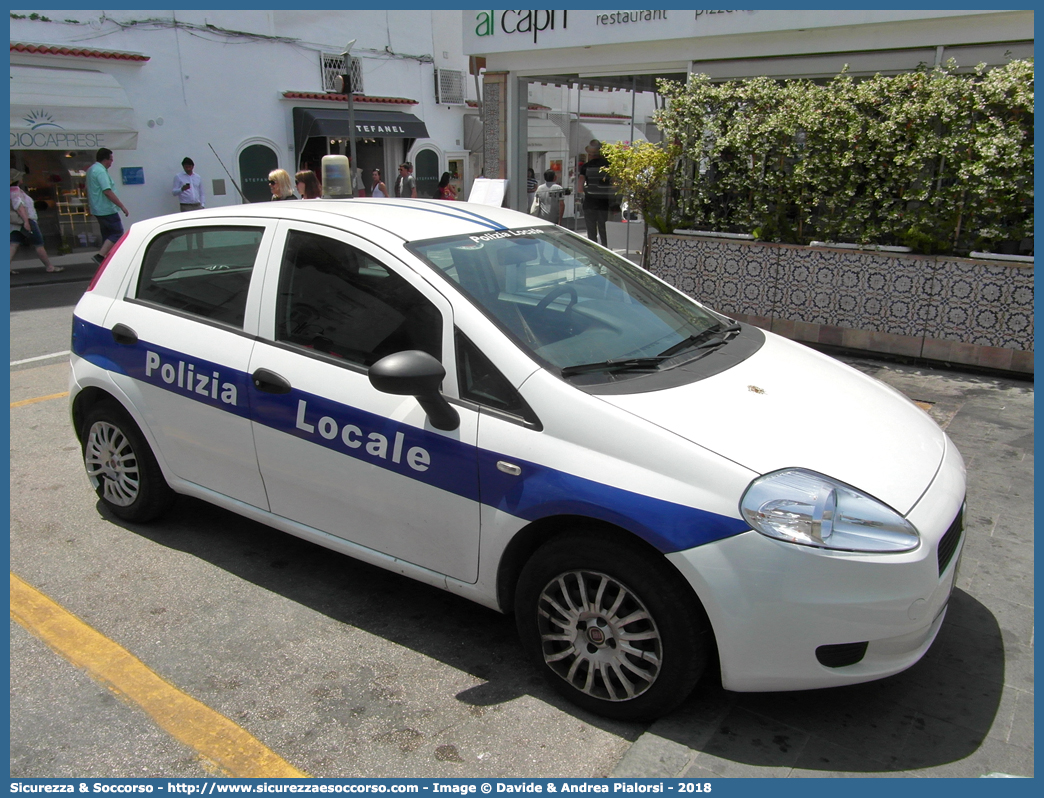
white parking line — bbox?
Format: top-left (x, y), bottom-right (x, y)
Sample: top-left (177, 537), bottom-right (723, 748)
top-left (10, 350), bottom-right (70, 367)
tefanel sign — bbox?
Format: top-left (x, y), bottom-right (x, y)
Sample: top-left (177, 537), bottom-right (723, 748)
top-left (463, 9), bottom-right (1010, 54)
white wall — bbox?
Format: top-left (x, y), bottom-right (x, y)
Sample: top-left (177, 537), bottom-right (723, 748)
top-left (10, 9), bottom-right (473, 223)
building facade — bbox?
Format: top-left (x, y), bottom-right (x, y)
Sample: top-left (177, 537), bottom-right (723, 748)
top-left (464, 8), bottom-right (1034, 212)
top-left (10, 9), bottom-right (478, 253)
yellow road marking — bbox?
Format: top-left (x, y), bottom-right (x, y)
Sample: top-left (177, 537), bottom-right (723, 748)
top-left (10, 573), bottom-right (310, 778)
top-left (10, 391), bottom-right (69, 408)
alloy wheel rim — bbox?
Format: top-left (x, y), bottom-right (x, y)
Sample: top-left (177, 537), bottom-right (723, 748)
top-left (84, 421), bottom-right (140, 507)
top-left (537, 569), bottom-right (662, 702)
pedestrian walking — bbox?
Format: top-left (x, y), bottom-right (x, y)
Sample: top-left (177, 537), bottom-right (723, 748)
top-left (10, 169), bottom-right (62, 274)
top-left (295, 170), bottom-right (322, 199)
top-left (578, 140), bottom-right (611, 247)
top-left (394, 162), bottom-right (417, 198)
top-left (370, 168), bottom-right (388, 198)
top-left (433, 172), bottom-right (457, 200)
top-left (86, 148), bottom-right (129, 265)
top-left (533, 169), bottom-right (564, 224)
top-left (349, 158), bottom-right (365, 197)
top-left (268, 169), bottom-right (298, 201)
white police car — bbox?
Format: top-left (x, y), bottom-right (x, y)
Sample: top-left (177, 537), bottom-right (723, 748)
top-left (70, 199), bottom-right (965, 721)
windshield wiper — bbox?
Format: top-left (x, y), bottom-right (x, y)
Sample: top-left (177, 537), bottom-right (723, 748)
top-left (561, 323), bottom-right (744, 379)
top-left (560, 356), bottom-right (669, 378)
top-left (658, 322), bottom-right (743, 358)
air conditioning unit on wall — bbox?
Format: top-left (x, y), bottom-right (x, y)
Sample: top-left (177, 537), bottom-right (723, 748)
top-left (435, 68), bottom-right (465, 105)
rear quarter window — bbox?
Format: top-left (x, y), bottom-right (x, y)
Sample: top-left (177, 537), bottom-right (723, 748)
top-left (136, 226), bottom-right (264, 328)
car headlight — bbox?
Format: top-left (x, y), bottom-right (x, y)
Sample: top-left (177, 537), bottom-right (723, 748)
top-left (740, 468), bottom-right (919, 553)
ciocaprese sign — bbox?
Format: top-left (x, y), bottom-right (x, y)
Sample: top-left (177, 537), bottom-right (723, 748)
top-left (10, 109), bottom-right (107, 149)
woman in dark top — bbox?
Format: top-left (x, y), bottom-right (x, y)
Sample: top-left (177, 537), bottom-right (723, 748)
top-left (295, 170), bottom-right (322, 199)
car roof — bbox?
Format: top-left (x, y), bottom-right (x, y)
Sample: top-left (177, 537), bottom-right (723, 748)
top-left (155, 199), bottom-right (549, 243)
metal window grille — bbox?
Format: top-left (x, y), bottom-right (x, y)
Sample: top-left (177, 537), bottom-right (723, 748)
top-left (548, 113), bottom-right (570, 137)
top-left (322, 53), bottom-right (363, 94)
top-left (434, 68), bottom-right (466, 105)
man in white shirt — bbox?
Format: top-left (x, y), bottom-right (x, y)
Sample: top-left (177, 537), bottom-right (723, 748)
top-left (172, 157), bottom-right (205, 211)
top-left (534, 169), bottom-right (565, 225)
top-left (172, 157), bottom-right (205, 254)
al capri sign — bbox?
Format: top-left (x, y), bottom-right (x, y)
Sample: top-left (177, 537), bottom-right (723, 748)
top-left (463, 9), bottom-right (1009, 53)
top-left (473, 9), bottom-right (571, 44)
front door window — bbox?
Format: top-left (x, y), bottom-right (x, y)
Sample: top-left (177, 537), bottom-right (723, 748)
top-left (274, 230), bottom-right (442, 366)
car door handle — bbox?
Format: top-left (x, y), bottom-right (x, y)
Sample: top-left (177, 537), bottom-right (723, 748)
top-left (111, 323), bottom-right (138, 346)
top-left (251, 368), bottom-right (292, 394)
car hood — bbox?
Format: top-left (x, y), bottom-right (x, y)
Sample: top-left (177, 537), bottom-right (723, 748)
top-left (597, 333), bottom-right (946, 515)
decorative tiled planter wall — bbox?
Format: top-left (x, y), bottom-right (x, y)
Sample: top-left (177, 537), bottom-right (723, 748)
top-left (647, 234), bottom-right (1034, 374)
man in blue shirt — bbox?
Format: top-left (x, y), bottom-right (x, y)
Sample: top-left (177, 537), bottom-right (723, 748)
top-left (86, 148), bottom-right (130, 264)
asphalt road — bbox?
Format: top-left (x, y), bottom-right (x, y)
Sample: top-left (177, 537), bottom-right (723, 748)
top-left (8, 278), bottom-right (1034, 778)
top-left (9, 268), bottom-right (92, 368)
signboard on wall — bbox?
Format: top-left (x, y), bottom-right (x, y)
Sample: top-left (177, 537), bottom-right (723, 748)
top-left (463, 9), bottom-right (1009, 54)
top-left (121, 167), bottom-right (144, 185)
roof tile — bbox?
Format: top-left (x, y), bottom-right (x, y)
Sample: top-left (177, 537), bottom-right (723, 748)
top-left (282, 91), bottom-right (418, 105)
top-left (11, 41), bottom-right (149, 61)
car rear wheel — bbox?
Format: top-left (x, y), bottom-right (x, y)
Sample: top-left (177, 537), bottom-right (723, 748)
top-left (515, 531), bottom-right (710, 721)
top-left (82, 400), bottom-right (174, 523)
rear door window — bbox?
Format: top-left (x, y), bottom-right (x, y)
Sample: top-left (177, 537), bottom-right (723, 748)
top-left (136, 226), bottom-right (264, 328)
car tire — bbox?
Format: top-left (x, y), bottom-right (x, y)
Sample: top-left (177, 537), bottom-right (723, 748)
top-left (515, 530), bottom-right (710, 721)
top-left (82, 400), bottom-right (175, 523)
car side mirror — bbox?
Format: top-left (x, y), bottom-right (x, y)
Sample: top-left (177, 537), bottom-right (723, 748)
top-left (368, 350), bottom-right (460, 431)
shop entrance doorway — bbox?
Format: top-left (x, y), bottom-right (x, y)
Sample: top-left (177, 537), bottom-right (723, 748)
top-left (414, 148), bottom-right (439, 199)
top-left (238, 144), bottom-right (279, 204)
top-left (11, 149), bottom-right (98, 254)
top-left (300, 136), bottom-right (391, 197)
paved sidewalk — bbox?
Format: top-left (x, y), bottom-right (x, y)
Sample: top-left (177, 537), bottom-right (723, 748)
top-left (613, 357), bottom-right (1034, 778)
top-left (10, 252), bottom-right (99, 288)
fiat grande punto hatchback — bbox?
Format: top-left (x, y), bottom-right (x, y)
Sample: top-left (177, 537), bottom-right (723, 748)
top-left (70, 199), bottom-right (966, 720)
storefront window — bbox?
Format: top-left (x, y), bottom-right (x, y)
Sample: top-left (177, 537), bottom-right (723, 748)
top-left (11, 150), bottom-right (96, 253)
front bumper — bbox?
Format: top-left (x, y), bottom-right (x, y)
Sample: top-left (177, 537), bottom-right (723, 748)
top-left (668, 438), bottom-right (966, 692)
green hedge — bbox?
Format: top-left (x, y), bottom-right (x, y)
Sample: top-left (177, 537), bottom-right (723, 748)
top-left (647, 59), bottom-right (1033, 255)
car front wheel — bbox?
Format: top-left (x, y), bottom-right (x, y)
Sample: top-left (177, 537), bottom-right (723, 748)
top-left (82, 400), bottom-right (174, 523)
top-left (515, 531), bottom-right (710, 721)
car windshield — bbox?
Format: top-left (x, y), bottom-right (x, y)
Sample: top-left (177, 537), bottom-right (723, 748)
top-left (409, 228), bottom-right (728, 380)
